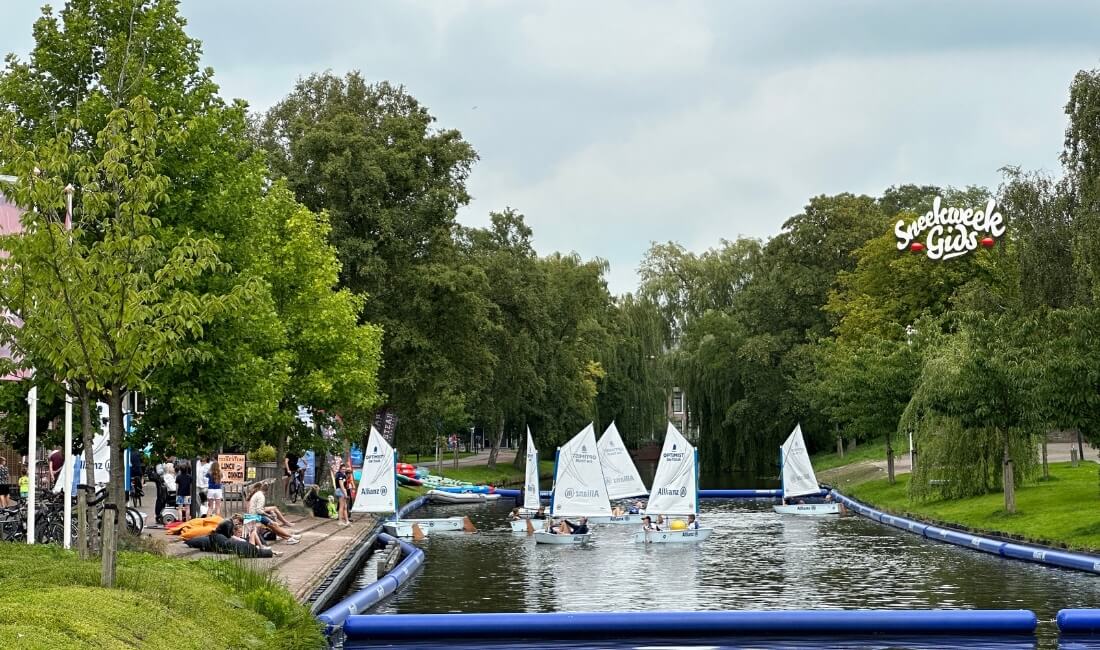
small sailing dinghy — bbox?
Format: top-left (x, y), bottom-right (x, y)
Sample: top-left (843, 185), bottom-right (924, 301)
top-left (634, 423), bottom-right (713, 544)
top-left (588, 422), bottom-right (648, 525)
top-left (351, 427), bottom-right (472, 537)
top-left (772, 424), bottom-right (839, 516)
top-left (512, 428), bottom-right (544, 533)
top-left (534, 423), bottom-right (611, 545)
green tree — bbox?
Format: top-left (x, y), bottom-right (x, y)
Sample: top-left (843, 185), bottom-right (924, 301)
top-left (0, 99), bottom-right (244, 586)
top-left (256, 71), bottom-right (493, 450)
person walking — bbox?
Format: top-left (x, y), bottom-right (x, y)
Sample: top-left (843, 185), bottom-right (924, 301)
top-left (332, 461), bottom-right (351, 526)
top-left (206, 461), bottom-right (224, 518)
top-left (175, 464), bottom-right (193, 523)
top-left (0, 456), bottom-right (10, 508)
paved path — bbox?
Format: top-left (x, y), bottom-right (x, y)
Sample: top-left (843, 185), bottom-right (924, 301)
top-left (820, 441), bottom-right (1100, 489)
top-left (132, 485), bottom-right (376, 602)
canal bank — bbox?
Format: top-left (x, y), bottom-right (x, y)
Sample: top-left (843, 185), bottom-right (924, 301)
top-left (845, 461), bottom-right (1100, 553)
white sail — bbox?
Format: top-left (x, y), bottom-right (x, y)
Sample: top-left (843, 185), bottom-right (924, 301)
top-left (550, 423), bottom-right (612, 518)
top-left (351, 426), bottom-right (397, 514)
top-left (524, 427), bottom-right (541, 511)
top-left (780, 424), bottom-right (820, 498)
top-left (644, 422), bottom-right (697, 516)
top-left (597, 421), bottom-right (648, 500)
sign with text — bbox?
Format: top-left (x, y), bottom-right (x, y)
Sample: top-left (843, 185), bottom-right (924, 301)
top-left (218, 454), bottom-right (246, 484)
top-left (895, 196), bottom-right (1005, 260)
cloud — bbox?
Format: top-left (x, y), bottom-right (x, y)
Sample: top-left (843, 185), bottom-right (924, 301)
top-left (461, 48), bottom-right (1088, 293)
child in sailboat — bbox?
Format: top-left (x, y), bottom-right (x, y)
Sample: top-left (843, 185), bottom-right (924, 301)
top-left (687, 514), bottom-right (700, 530)
top-left (642, 516), bottom-right (660, 532)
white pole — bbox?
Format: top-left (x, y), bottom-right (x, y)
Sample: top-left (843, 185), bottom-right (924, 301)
top-left (909, 429), bottom-right (915, 470)
top-left (26, 386), bottom-right (37, 544)
top-left (63, 388), bottom-right (73, 549)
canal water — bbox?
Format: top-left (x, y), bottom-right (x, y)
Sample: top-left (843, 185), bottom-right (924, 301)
top-left (344, 471), bottom-right (1100, 649)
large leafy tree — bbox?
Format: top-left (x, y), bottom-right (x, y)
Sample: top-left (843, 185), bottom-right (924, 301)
top-left (0, 0), bottom-right (291, 466)
top-left (256, 71), bottom-right (494, 450)
top-left (0, 99), bottom-right (244, 585)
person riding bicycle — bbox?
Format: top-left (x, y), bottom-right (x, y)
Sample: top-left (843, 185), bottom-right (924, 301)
top-left (283, 451), bottom-right (301, 499)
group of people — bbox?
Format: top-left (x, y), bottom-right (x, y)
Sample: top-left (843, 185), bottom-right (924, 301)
top-left (148, 456), bottom-right (225, 524)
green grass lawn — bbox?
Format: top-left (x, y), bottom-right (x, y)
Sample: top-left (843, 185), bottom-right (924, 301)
top-left (0, 543), bottom-right (324, 650)
top-left (434, 460), bottom-right (555, 486)
top-left (811, 437), bottom-right (891, 472)
top-left (848, 461), bottom-right (1100, 552)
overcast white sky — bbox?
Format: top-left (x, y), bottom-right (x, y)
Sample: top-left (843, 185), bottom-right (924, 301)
top-left (3, 1), bottom-right (1098, 293)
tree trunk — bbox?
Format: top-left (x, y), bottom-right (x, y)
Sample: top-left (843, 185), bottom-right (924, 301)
top-left (847, 438), bottom-right (857, 452)
top-left (487, 418), bottom-right (505, 470)
top-left (101, 388), bottom-right (126, 587)
top-left (1078, 430), bottom-right (1086, 463)
top-left (1041, 438), bottom-right (1049, 480)
top-left (1003, 436), bottom-right (1016, 514)
top-left (77, 488), bottom-right (88, 561)
top-left (79, 391), bottom-right (94, 488)
top-left (886, 436), bottom-right (895, 484)
top-left (100, 504), bottom-right (117, 587)
top-left (512, 424), bottom-right (527, 470)
top-left (78, 389), bottom-right (96, 557)
top-left (836, 433), bottom-right (844, 458)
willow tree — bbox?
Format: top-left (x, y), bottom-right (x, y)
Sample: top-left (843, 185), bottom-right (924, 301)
top-left (0, 99), bottom-right (244, 586)
top-left (903, 314), bottom-right (1038, 511)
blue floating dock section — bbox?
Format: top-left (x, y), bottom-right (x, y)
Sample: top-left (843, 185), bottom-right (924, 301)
top-left (833, 490), bottom-right (1100, 575)
top-left (342, 609), bottom-right (1037, 640)
top-left (1058, 609), bottom-right (1100, 635)
top-left (316, 531), bottom-right (426, 635)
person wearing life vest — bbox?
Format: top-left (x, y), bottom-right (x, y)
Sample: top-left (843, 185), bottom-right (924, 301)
top-left (687, 514), bottom-right (701, 530)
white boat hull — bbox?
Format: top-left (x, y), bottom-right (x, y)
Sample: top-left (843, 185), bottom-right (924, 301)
top-left (426, 489), bottom-right (501, 504)
top-left (588, 514), bottom-right (644, 525)
top-left (533, 531), bottom-right (591, 545)
top-left (510, 519), bottom-right (550, 533)
top-left (773, 503), bottom-right (840, 516)
top-left (382, 521), bottom-right (418, 538)
top-left (633, 528), bottom-right (713, 544)
top-left (403, 516), bottom-right (470, 532)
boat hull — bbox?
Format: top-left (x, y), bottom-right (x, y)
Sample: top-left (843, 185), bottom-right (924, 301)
top-left (510, 519), bottom-right (551, 533)
top-left (426, 489), bottom-right (501, 505)
top-left (403, 516), bottom-right (469, 532)
top-left (588, 514), bottom-right (644, 525)
top-left (773, 503), bottom-right (840, 516)
top-left (382, 521), bottom-right (417, 538)
top-left (533, 531), bottom-right (591, 545)
top-left (633, 528), bottom-right (713, 544)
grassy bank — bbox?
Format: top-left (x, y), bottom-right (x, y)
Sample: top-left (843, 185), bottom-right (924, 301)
top-left (811, 437), bottom-right (889, 472)
top-left (848, 461), bottom-right (1100, 552)
top-left (0, 543), bottom-right (324, 650)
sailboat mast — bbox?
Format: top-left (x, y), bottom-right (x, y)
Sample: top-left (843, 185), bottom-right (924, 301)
top-left (693, 448), bottom-right (700, 514)
top-left (549, 448), bottom-right (560, 516)
top-left (393, 450), bottom-right (400, 521)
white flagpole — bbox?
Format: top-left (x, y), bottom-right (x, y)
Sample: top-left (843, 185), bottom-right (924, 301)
top-left (63, 388), bottom-right (73, 549)
top-left (26, 385), bottom-right (37, 544)
top-left (62, 184), bottom-right (74, 549)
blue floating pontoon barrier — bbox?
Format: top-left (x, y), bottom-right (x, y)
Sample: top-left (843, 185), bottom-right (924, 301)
top-left (833, 491), bottom-right (1100, 575)
top-left (1057, 609), bottom-right (1100, 634)
top-left (317, 532), bottom-right (425, 635)
top-left (342, 609), bottom-right (1037, 640)
top-left (397, 496), bottom-right (429, 519)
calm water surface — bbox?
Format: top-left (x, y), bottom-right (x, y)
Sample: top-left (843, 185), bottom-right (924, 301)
top-left (344, 470), bottom-right (1100, 649)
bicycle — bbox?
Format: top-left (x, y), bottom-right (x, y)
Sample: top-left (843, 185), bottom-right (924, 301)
top-left (288, 468), bottom-right (306, 503)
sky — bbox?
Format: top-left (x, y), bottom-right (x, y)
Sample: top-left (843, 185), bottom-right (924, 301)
top-left (2, 1), bottom-right (1099, 294)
